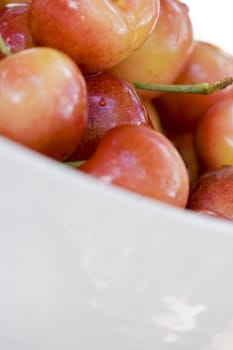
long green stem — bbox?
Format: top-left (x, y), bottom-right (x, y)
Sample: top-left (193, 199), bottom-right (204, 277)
top-left (133, 77), bottom-right (233, 95)
top-left (0, 34), bottom-right (11, 57)
top-left (1, 31), bottom-right (232, 96)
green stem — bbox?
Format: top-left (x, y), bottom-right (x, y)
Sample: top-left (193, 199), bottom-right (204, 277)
top-left (0, 34), bottom-right (11, 57)
top-left (133, 77), bottom-right (233, 95)
top-left (64, 160), bottom-right (86, 168)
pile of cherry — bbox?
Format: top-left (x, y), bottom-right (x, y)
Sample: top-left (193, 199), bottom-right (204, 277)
top-left (1, 0), bottom-right (233, 221)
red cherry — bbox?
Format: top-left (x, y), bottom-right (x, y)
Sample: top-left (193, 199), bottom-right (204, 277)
top-left (188, 166), bottom-right (233, 221)
top-left (195, 97), bottom-right (233, 171)
top-left (0, 4), bottom-right (33, 59)
top-left (155, 41), bottom-right (233, 132)
top-left (0, 47), bottom-right (88, 160)
top-left (192, 209), bottom-right (230, 221)
top-left (68, 72), bottom-right (152, 161)
top-left (80, 125), bottom-right (189, 208)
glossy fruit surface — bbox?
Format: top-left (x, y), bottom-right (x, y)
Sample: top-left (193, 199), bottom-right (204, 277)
top-left (0, 0), bottom-right (31, 7)
top-left (188, 166), bottom-right (233, 221)
top-left (195, 98), bottom-right (233, 170)
top-left (155, 41), bottom-right (233, 131)
top-left (193, 209), bottom-right (229, 221)
top-left (141, 98), bottom-right (162, 131)
top-left (109, 0), bottom-right (193, 99)
top-left (68, 71), bottom-right (151, 161)
top-left (0, 47), bottom-right (87, 159)
top-left (80, 125), bottom-right (189, 208)
top-left (0, 0), bottom-right (232, 226)
top-left (0, 3), bottom-right (33, 59)
top-left (169, 131), bottom-right (199, 186)
top-left (28, 0), bottom-right (160, 73)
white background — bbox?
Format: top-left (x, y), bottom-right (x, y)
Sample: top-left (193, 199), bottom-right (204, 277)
top-left (183, 0), bottom-right (233, 54)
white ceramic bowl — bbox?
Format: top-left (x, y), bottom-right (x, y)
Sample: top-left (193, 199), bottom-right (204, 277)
top-left (0, 136), bottom-right (233, 350)
top-left (0, 1), bottom-right (233, 349)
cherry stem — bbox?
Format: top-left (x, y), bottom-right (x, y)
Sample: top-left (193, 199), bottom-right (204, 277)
top-left (64, 160), bottom-right (86, 168)
top-left (0, 34), bottom-right (11, 57)
top-left (133, 77), bottom-right (233, 95)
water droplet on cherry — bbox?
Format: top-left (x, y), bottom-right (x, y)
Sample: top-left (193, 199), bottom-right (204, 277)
top-left (99, 97), bottom-right (106, 106)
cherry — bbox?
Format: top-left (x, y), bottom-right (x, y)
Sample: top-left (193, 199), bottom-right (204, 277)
top-left (68, 71), bottom-right (152, 161)
top-left (0, 3), bottom-right (33, 59)
top-left (109, 0), bottom-right (194, 99)
top-left (0, 47), bottom-right (87, 160)
top-left (195, 97), bottom-right (233, 171)
top-left (28, 0), bottom-right (159, 73)
top-left (188, 166), bottom-right (233, 221)
top-left (155, 41), bottom-right (233, 131)
top-left (79, 125), bottom-right (189, 208)
top-left (169, 131), bottom-right (199, 187)
top-left (192, 209), bottom-right (230, 221)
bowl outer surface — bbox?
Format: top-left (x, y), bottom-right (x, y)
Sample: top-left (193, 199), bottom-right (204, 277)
top-left (0, 137), bottom-right (233, 350)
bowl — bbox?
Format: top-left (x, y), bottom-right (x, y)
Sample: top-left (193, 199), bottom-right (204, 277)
top-left (0, 1), bottom-right (233, 349)
top-left (0, 138), bottom-right (233, 350)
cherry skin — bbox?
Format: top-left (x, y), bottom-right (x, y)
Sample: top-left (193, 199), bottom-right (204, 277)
top-left (155, 41), bottom-right (233, 132)
top-left (192, 209), bottom-right (230, 221)
top-left (168, 131), bottom-right (199, 187)
top-left (188, 166), bottom-right (233, 221)
top-left (109, 0), bottom-right (193, 99)
top-left (195, 97), bottom-right (233, 171)
top-left (0, 1), bottom-right (31, 7)
top-left (0, 47), bottom-right (87, 160)
top-left (68, 71), bottom-right (152, 161)
top-left (0, 3), bottom-right (33, 59)
top-left (28, 0), bottom-right (160, 73)
top-left (141, 98), bottom-right (162, 131)
top-left (79, 125), bottom-right (189, 208)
